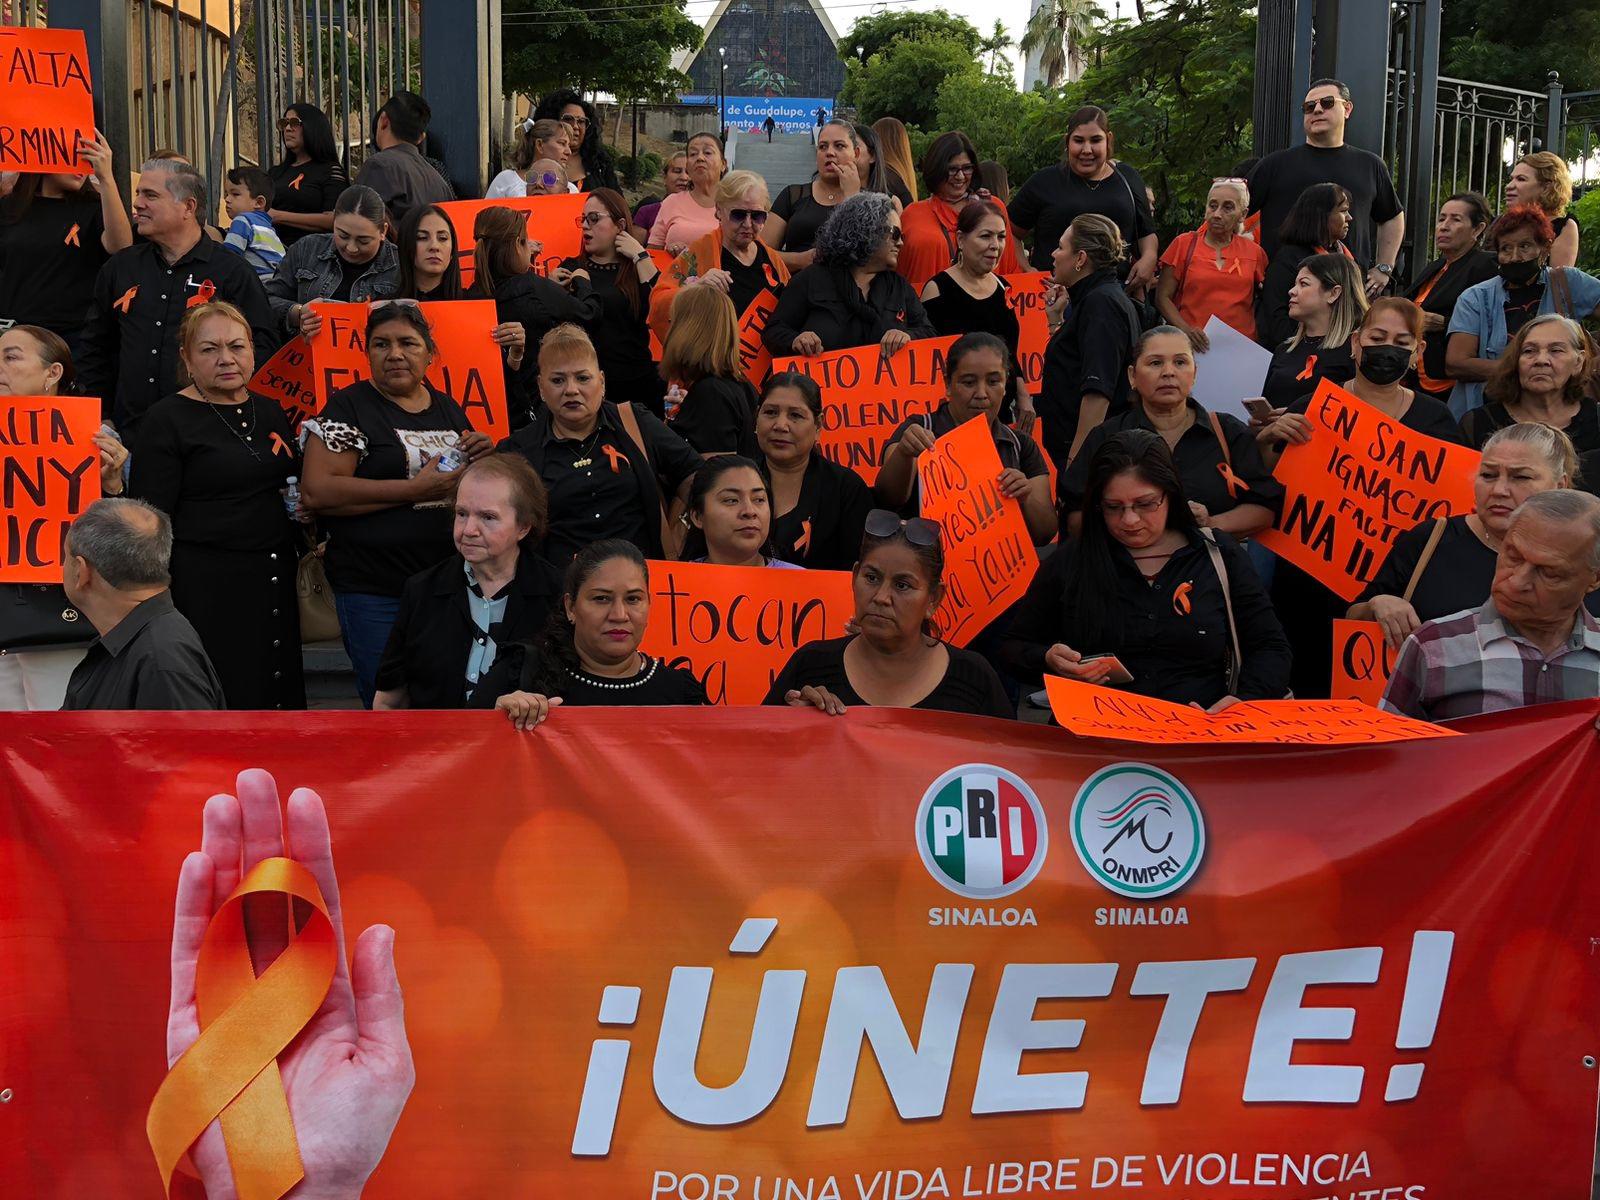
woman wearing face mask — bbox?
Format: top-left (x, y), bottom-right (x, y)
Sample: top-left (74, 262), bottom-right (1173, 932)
top-left (489, 540), bottom-right (709, 729)
top-left (634, 153), bottom-right (690, 240)
top-left (764, 120), bottom-right (864, 270)
top-left (266, 185), bottom-right (400, 338)
top-left (877, 332), bottom-right (1057, 545)
top-left (1506, 152), bottom-right (1580, 269)
top-left (486, 119), bottom-right (574, 199)
top-left (1404, 193), bottom-right (1496, 403)
top-left (684, 456), bottom-right (800, 568)
top-left (1349, 423), bottom-right (1589, 648)
top-left (766, 513), bottom-right (1013, 718)
top-left (1155, 178), bottom-right (1268, 349)
top-left (562, 188), bottom-right (663, 415)
top-left (265, 103), bottom-right (347, 245)
top-left (0, 326), bottom-right (127, 711)
top-left (1460, 314), bottom-right (1598, 452)
top-left (129, 302), bottom-right (304, 709)
top-left (1000, 429), bottom-right (1290, 711)
top-left (1446, 206), bottom-right (1600, 419)
top-left (898, 131), bottom-right (1024, 296)
top-left (373, 454), bottom-right (562, 710)
top-left (1255, 253), bottom-right (1367, 414)
top-left (1063, 326), bottom-right (1280, 539)
top-left (394, 204), bottom-right (463, 300)
top-left (1257, 183), bottom-right (1355, 347)
top-left (648, 133), bottom-right (726, 255)
top-left (755, 371), bottom-right (873, 570)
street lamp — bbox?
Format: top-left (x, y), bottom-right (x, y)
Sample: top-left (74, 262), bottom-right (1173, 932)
top-left (718, 46), bottom-right (727, 141)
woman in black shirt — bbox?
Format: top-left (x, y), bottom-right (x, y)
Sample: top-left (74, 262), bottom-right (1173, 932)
top-left (561, 188), bottom-right (664, 414)
top-left (265, 103), bottom-right (349, 246)
top-left (1459, 313), bottom-right (1599, 453)
top-left (469, 205), bottom-right (602, 378)
top-left (764, 192), bottom-right (936, 358)
top-left (661, 285), bottom-right (759, 456)
top-left (756, 371), bottom-right (872, 570)
top-left (266, 185), bottom-right (400, 338)
top-left (129, 302), bottom-right (304, 709)
top-left (766, 510), bottom-right (1013, 718)
top-left (1257, 182), bottom-right (1354, 347)
top-left (0, 132), bottom-right (133, 351)
top-left (531, 89), bottom-right (621, 194)
top-left (301, 304), bottom-right (495, 706)
top-left (1257, 252), bottom-right (1365, 414)
top-left (1348, 423), bottom-right (1583, 647)
top-left (489, 539), bottom-right (708, 728)
top-left (1000, 429), bottom-right (1291, 709)
top-left (374, 454), bottom-right (562, 709)
top-left (764, 120), bottom-right (864, 268)
top-left (395, 204), bottom-right (463, 300)
top-left (1405, 193), bottom-right (1497, 402)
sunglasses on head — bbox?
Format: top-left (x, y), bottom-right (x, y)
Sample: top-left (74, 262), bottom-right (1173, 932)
top-left (865, 509), bottom-right (941, 548)
top-left (1302, 96), bottom-right (1341, 114)
top-left (729, 208), bottom-right (768, 225)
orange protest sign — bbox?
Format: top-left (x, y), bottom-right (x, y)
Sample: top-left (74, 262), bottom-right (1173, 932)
top-left (736, 287), bottom-right (779, 384)
top-left (297, 300), bottom-right (510, 443)
top-left (1, 395), bottom-right (102, 583)
top-left (638, 560), bottom-right (854, 704)
top-left (437, 193), bottom-right (587, 287)
top-left (1000, 271), bottom-right (1051, 395)
top-left (773, 335), bottom-right (957, 484)
top-left (919, 415), bottom-right (1040, 646)
top-left (1255, 380), bottom-right (1480, 601)
top-left (1044, 674), bottom-right (1455, 743)
top-left (249, 337), bottom-right (318, 430)
top-left (1331, 618), bottom-right (1396, 706)
top-left (0, 28), bottom-right (95, 175)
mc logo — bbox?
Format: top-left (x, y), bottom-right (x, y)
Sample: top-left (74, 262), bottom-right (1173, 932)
top-left (1070, 763), bottom-right (1206, 899)
top-left (915, 764), bottom-right (1047, 900)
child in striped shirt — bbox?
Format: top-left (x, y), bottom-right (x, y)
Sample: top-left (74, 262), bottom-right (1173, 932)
top-left (222, 166), bottom-right (286, 281)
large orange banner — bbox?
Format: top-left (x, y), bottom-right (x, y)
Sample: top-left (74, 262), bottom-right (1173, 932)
top-left (773, 336), bottom-right (957, 484)
top-left (0, 394), bottom-right (102, 582)
top-left (5, 704), bottom-right (1600, 1198)
top-left (1255, 380), bottom-right (1480, 601)
top-left (0, 27), bottom-right (95, 175)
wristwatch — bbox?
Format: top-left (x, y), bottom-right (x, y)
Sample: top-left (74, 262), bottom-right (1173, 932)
top-left (1375, 263), bottom-right (1393, 275)
top-left (634, 250), bottom-right (652, 264)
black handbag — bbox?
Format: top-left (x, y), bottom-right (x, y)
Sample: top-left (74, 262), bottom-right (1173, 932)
top-left (0, 584), bottom-right (95, 652)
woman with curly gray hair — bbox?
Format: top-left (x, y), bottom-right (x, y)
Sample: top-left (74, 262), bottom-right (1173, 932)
top-left (763, 191), bottom-right (936, 357)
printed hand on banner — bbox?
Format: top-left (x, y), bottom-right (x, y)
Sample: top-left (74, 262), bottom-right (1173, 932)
top-left (166, 769), bottom-right (415, 1200)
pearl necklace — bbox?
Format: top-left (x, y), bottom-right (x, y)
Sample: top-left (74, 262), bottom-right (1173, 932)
top-left (567, 654), bottom-right (659, 690)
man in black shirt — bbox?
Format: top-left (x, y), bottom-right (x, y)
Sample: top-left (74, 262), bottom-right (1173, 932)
top-left (75, 159), bottom-right (278, 441)
top-left (60, 498), bottom-right (224, 710)
top-left (1248, 79), bottom-right (1405, 295)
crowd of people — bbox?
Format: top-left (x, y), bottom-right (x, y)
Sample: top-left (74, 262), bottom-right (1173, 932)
top-left (5, 75), bottom-right (1600, 727)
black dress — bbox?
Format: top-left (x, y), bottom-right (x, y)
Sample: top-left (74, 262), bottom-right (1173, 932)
top-left (764, 635), bottom-right (1014, 719)
top-left (559, 256), bottom-right (666, 416)
top-left (473, 647), bottom-right (708, 706)
top-left (1459, 399), bottom-right (1600, 454)
top-left (766, 452), bottom-right (874, 570)
top-left (923, 270), bottom-right (1025, 414)
top-left (128, 392), bottom-right (304, 709)
top-left (669, 375), bottom-right (760, 457)
top-left (265, 160), bottom-right (349, 246)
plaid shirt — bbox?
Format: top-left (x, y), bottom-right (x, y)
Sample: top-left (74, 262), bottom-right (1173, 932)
top-left (1380, 600), bottom-right (1600, 721)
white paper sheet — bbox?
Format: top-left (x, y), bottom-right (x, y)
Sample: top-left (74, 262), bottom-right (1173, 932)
top-left (1191, 316), bottom-right (1273, 422)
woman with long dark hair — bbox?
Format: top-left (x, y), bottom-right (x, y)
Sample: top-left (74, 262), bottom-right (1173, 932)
top-left (395, 204), bottom-right (463, 300)
top-left (1257, 182), bottom-right (1354, 346)
top-left (1404, 193), bottom-right (1496, 402)
top-left (898, 131), bottom-right (1023, 294)
top-left (532, 88), bottom-right (620, 193)
top-left (562, 187), bottom-right (663, 412)
top-left (686, 456), bottom-right (800, 567)
top-left (1000, 429), bottom-right (1290, 709)
top-left (755, 371), bottom-right (873, 570)
top-left (468, 206), bottom-right (601, 380)
top-left (266, 102), bottom-right (348, 245)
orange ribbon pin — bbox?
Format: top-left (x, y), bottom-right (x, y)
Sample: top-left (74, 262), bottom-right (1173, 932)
top-left (268, 432), bottom-right (291, 457)
top-left (147, 858), bottom-right (336, 1200)
top-left (187, 280), bottom-right (217, 309)
top-left (1217, 461), bottom-right (1247, 500)
top-left (1295, 354), bottom-right (1318, 382)
top-left (114, 285), bottom-right (139, 313)
top-left (793, 518), bottom-right (813, 557)
top-left (603, 444), bottom-right (629, 473)
top-left (63, 223), bottom-right (81, 247)
top-left (289, 173), bottom-right (305, 190)
top-left (1173, 581), bottom-right (1194, 616)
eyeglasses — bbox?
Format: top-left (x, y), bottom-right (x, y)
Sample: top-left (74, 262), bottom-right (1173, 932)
top-left (560, 114), bottom-right (589, 129)
top-left (865, 509), bottom-right (941, 547)
top-left (277, 117), bottom-right (302, 131)
top-left (728, 208), bottom-right (768, 225)
top-left (1302, 96), bottom-right (1341, 114)
top-left (946, 164), bottom-right (976, 179)
top-left (1100, 496), bottom-right (1168, 517)
top-left (887, 228), bottom-right (904, 244)
top-left (576, 212), bottom-right (608, 227)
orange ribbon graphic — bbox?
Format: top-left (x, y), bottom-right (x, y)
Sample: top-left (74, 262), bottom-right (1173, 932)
top-left (114, 285), bottom-right (139, 313)
top-left (63, 222), bottom-right (81, 247)
top-left (147, 858), bottom-right (336, 1200)
top-left (268, 432), bottom-right (291, 458)
top-left (1173, 581), bottom-right (1193, 615)
top-left (793, 518), bottom-right (813, 557)
top-left (1295, 354), bottom-right (1318, 382)
top-left (289, 173), bottom-right (305, 190)
top-left (603, 444), bottom-right (629, 473)
top-left (186, 280), bottom-right (217, 309)
top-left (1217, 461), bottom-right (1248, 499)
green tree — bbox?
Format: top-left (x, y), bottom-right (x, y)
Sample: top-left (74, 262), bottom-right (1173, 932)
top-left (979, 20), bottom-right (1015, 77)
top-left (501, 0), bottom-right (701, 102)
top-left (1441, 0), bottom-right (1599, 93)
top-left (841, 36), bottom-right (984, 130)
top-left (932, 72), bottom-right (1047, 177)
top-left (1019, 0), bottom-right (1103, 89)
top-left (837, 9), bottom-right (982, 63)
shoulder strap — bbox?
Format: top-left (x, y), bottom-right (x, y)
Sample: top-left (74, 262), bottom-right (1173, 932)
top-left (1401, 517), bottom-right (1448, 604)
top-left (1199, 528), bottom-right (1242, 696)
top-left (1550, 266), bottom-right (1574, 318)
top-left (1206, 409), bottom-right (1246, 501)
top-left (1172, 230), bottom-right (1204, 307)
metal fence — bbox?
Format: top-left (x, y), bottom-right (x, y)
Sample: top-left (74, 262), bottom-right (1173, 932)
top-left (1558, 89), bottom-right (1600, 195)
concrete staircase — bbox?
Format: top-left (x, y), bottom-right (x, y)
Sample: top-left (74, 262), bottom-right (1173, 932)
top-left (734, 131), bottom-right (819, 201)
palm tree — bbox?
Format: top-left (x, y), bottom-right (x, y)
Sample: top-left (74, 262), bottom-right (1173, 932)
top-left (979, 20), bottom-right (1014, 76)
top-left (1019, 0), bottom-right (1103, 88)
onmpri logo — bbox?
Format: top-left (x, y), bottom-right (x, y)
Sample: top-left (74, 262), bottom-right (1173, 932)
top-left (916, 765), bottom-right (1047, 900)
top-left (1070, 763), bottom-right (1205, 899)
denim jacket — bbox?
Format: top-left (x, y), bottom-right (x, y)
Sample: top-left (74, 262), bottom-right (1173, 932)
top-left (264, 232), bottom-right (401, 331)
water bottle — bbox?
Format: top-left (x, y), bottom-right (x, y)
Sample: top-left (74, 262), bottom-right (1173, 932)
top-left (283, 475), bottom-right (300, 517)
top-left (437, 446), bottom-right (465, 472)
top-left (664, 383), bottom-right (686, 422)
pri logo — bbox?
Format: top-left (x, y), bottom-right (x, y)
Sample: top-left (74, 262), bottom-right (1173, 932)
top-left (1069, 763), bottom-right (1205, 899)
top-left (916, 764), bottom-right (1047, 900)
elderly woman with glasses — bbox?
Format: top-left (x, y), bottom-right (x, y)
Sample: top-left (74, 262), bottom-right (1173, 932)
top-left (765, 511), bottom-right (1013, 717)
top-left (763, 192), bottom-right (936, 358)
top-left (1154, 177), bottom-right (1268, 349)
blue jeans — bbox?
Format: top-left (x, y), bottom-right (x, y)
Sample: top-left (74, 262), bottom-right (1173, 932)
top-left (334, 591), bottom-right (402, 708)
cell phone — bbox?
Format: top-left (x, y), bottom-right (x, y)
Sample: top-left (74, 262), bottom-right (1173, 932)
top-left (1079, 653), bottom-right (1135, 685)
top-left (1242, 397), bottom-right (1275, 422)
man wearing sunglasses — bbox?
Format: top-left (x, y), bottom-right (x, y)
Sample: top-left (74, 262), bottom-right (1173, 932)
top-left (1245, 79), bottom-right (1404, 301)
